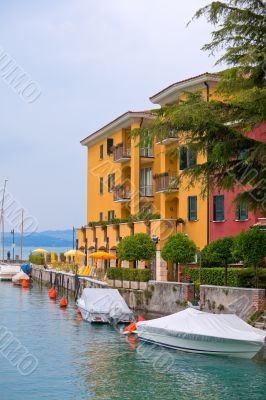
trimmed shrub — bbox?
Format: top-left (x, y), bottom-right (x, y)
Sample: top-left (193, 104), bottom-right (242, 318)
top-left (107, 267), bottom-right (150, 282)
top-left (201, 237), bottom-right (235, 268)
top-left (183, 267), bottom-right (266, 288)
top-left (161, 233), bottom-right (197, 264)
top-left (238, 268), bottom-right (266, 289)
top-left (29, 254), bottom-right (45, 265)
top-left (232, 228), bottom-right (266, 268)
top-left (182, 267), bottom-right (241, 287)
top-left (117, 233), bottom-right (156, 261)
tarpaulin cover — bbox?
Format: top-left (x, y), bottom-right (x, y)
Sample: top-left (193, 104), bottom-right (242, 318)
top-left (12, 271), bottom-right (30, 283)
top-left (78, 288), bottom-right (133, 318)
top-left (137, 308), bottom-right (266, 343)
top-left (21, 263), bottom-right (31, 274)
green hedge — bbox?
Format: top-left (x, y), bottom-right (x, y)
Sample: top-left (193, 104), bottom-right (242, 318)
top-left (182, 267), bottom-right (266, 288)
top-left (29, 254), bottom-right (45, 265)
top-left (107, 267), bottom-right (150, 282)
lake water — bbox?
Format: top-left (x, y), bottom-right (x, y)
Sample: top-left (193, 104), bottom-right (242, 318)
top-left (0, 281), bottom-right (265, 400)
top-left (4, 246), bottom-right (68, 261)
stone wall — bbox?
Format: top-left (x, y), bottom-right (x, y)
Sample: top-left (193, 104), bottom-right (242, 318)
top-left (117, 281), bottom-right (195, 315)
top-left (200, 285), bottom-right (266, 319)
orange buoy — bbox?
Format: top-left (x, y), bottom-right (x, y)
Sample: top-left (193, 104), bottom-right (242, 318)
top-left (59, 296), bottom-right (67, 308)
top-left (76, 308), bottom-right (81, 314)
top-left (138, 315), bottom-right (145, 322)
top-left (21, 279), bottom-right (29, 288)
top-left (123, 321), bottom-right (137, 335)
top-left (49, 288), bottom-right (57, 299)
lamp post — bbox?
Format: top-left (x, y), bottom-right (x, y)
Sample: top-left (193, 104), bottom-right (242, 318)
top-left (11, 229), bottom-right (15, 263)
top-left (0, 179), bottom-right (8, 262)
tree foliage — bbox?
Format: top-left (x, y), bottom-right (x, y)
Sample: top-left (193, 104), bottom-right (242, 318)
top-left (232, 227), bottom-right (266, 267)
top-left (201, 236), bottom-right (235, 268)
top-left (133, 0), bottom-right (266, 213)
top-left (117, 233), bottom-right (156, 261)
top-left (161, 233), bottom-right (197, 264)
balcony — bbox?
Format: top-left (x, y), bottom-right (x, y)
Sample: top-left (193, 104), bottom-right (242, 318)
top-left (113, 144), bottom-right (131, 162)
top-left (154, 173), bottom-right (178, 193)
top-left (113, 185), bottom-right (131, 202)
top-left (140, 147), bottom-right (154, 158)
top-left (155, 131), bottom-right (178, 145)
top-left (140, 185), bottom-right (153, 197)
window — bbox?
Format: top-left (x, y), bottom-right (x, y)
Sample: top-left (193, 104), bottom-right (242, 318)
top-left (99, 212), bottom-right (103, 221)
top-left (140, 168), bottom-right (152, 196)
top-left (108, 173), bottom-right (115, 192)
top-left (107, 138), bottom-right (114, 155)
top-left (213, 195), bottom-right (224, 221)
top-left (179, 147), bottom-right (187, 170)
top-left (188, 148), bottom-right (197, 168)
top-left (99, 177), bottom-right (103, 194)
top-left (188, 196), bottom-right (197, 221)
top-left (236, 203), bottom-right (248, 221)
top-left (100, 144), bottom-right (104, 160)
top-left (108, 210), bottom-right (115, 221)
top-left (179, 146), bottom-right (197, 170)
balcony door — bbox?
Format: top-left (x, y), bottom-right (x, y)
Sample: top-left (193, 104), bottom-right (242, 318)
top-left (140, 167), bottom-right (152, 197)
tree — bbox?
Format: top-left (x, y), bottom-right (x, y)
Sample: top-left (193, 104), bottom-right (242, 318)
top-left (117, 233), bottom-right (156, 262)
top-left (133, 0), bottom-right (266, 213)
top-left (201, 236), bottom-right (235, 268)
top-left (232, 228), bottom-right (266, 287)
top-left (161, 233), bottom-right (197, 265)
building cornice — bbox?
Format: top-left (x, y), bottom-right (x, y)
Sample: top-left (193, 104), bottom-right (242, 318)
top-left (80, 111), bottom-right (154, 147)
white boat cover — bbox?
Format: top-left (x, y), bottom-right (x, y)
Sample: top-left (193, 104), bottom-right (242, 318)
top-left (0, 264), bottom-right (21, 275)
top-left (137, 308), bottom-right (266, 343)
top-left (78, 288), bottom-right (133, 319)
top-left (12, 271), bottom-right (30, 283)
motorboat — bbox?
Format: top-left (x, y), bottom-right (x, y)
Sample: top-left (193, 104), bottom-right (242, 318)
top-left (136, 308), bottom-right (266, 359)
top-left (77, 288), bottom-right (134, 324)
top-left (12, 270), bottom-right (30, 285)
top-left (0, 263), bottom-right (21, 281)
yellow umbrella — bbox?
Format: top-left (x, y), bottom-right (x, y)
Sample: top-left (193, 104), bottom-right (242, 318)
top-left (51, 251), bottom-right (56, 264)
top-left (64, 250), bottom-right (86, 257)
top-left (89, 251), bottom-right (117, 260)
top-left (32, 248), bottom-right (48, 254)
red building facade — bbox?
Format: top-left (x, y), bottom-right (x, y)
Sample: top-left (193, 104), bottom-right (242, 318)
top-left (209, 123), bottom-right (266, 242)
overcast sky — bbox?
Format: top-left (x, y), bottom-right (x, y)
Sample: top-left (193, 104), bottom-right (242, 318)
top-left (0, 0), bottom-right (222, 232)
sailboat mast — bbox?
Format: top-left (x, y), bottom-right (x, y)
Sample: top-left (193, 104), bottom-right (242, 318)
top-left (1, 179), bottom-right (8, 262)
top-left (20, 209), bottom-right (24, 263)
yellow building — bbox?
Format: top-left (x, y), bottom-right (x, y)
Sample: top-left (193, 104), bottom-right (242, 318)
top-left (77, 73), bottom-right (219, 281)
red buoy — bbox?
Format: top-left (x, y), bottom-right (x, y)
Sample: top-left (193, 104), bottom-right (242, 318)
top-left (76, 308), bottom-right (81, 314)
top-left (49, 288), bottom-right (57, 299)
top-left (138, 315), bottom-right (145, 322)
top-left (21, 279), bottom-right (29, 288)
top-left (59, 296), bottom-right (67, 308)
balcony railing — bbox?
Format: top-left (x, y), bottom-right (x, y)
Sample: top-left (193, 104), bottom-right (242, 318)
top-left (113, 185), bottom-right (131, 202)
top-left (140, 147), bottom-right (153, 158)
top-left (154, 173), bottom-right (178, 192)
top-left (155, 131), bottom-right (178, 145)
top-left (140, 185), bottom-right (153, 197)
top-left (113, 144), bottom-right (131, 162)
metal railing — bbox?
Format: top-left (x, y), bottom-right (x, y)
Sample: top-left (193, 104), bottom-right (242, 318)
top-left (155, 173), bottom-right (178, 192)
top-left (140, 147), bottom-right (153, 158)
top-left (113, 144), bottom-right (131, 162)
top-left (113, 186), bottom-right (131, 201)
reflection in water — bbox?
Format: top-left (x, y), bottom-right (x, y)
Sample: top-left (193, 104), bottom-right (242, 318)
top-left (0, 282), bottom-right (265, 400)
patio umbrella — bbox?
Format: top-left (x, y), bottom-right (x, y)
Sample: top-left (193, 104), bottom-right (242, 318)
top-left (89, 251), bottom-right (117, 260)
top-left (32, 249), bottom-right (48, 254)
top-left (64, 250), bottom-right (86, 257)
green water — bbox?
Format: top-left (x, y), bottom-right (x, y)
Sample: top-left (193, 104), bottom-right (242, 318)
top-left (0, 282), bottom-right (265, 400)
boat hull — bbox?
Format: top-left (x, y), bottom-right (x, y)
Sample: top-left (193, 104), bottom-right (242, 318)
top-left (137, 331), bottom-right (264, 359)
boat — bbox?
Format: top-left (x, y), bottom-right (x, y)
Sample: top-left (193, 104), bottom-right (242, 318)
top-left (136, 308), bottom-right (266, 359)
top-left (12, 271), bottom-right (30, 285)
top-left (77, 288), bottom-right (134, 324)
top-left (0, 263), bottom-right (21, 281)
